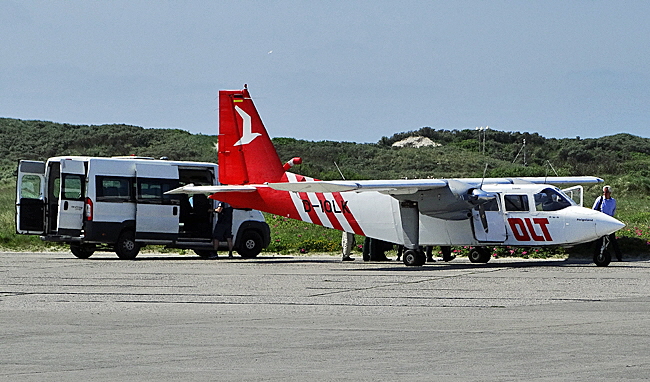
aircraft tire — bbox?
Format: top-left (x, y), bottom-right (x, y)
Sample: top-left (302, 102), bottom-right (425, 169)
top-left (593, 249), bottom-right (611, 267)
top-left (70, 244), bottom-right (95, 259)
top-left (403, 249), bottom-right (426, 266)
top-left (468, 247), bottom-right (491, 263)
top-left (115, 230), bottom-right (140, 260)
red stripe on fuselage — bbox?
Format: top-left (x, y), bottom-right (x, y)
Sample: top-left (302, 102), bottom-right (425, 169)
top-left (332, 192), bottom-right (365, 236)
top-left (314, 193), bottom-right (345, 231)
top-left (299, 191), bottom-right (323, 226)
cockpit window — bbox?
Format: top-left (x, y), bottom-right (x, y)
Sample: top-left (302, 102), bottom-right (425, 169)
top-left (482, 197), bottom-right (500, 212)
top-left (534, 188), bottom-right (572, 211)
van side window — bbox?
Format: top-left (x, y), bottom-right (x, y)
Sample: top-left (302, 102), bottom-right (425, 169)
top-left (137, 178), bottom-right (180, 205)
top-left (504, 194), bottom-right (529, 212)
top-left (97, 176), bottom-right (132, 202)
top-left (61, 174), bottom-right (84, 201)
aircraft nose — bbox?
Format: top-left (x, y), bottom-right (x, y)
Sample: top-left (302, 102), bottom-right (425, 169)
top-left (595, 214), bottom-right (626, 237)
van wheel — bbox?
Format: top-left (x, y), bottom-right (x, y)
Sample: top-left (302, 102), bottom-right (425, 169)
top-left (237, 230), bottom-right (263, 258)
top-left (115, 231), bottom-right (140, 260)
top-left (70, 244), bottom-right (95, 259)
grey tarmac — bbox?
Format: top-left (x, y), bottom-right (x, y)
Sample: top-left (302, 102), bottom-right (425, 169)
top-left (1, 251), bottom-right (650, 381)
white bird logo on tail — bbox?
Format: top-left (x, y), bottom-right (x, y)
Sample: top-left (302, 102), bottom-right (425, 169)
top-left (233, 106), bottom-right (261, 146)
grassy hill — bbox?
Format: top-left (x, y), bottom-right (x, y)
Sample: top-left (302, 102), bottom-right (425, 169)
top-left (1, 117), bottom-right (649, 257)
top-left (0, 118), bottom-right (219, 182)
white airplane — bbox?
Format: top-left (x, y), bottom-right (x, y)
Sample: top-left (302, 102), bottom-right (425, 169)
top-left (168, 86), bottom-right (625, 266)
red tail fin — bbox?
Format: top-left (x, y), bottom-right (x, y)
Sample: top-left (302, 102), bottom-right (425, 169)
top-left (218, 87), bottom-right (285, 185)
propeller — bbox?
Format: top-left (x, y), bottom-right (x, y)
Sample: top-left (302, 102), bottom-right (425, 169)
top-left (474, 164), bottom-right (494, 233)
top-left (478, 203), bottom-right (489, 233)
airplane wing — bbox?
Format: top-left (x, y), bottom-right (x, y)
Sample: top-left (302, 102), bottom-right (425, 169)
top-left (501, 176), bottom-right (603, 185)
top-left (267, 179), bottom-right (449, 194)
top-left (165, 183), bottom-right (260, 195)
top-left (267, 176), bottom-right (602, 195)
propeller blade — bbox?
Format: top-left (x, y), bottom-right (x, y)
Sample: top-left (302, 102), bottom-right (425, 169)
top-left (478, 204), bottom-right (489, 233)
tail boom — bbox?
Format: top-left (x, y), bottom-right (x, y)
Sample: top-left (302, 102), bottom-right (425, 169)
top-left (210, 184), bottom-right (366, 236)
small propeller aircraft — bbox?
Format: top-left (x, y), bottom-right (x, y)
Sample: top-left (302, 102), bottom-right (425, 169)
top-left (167, 86), bottom-right (625, 266)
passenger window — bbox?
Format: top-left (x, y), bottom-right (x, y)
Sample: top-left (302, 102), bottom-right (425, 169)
top-left (97, 176), bottom-right (132, 202)
top-left (61, 174), bottom-right (84, 201)
top-left (504, 195), bottom-right (529, 212)
top-left (534, 188), bottom-right (572, 211)
top-left (137, 178), bottom-right (180, 204)
top-left (21, 175), bottom-right (42, 199)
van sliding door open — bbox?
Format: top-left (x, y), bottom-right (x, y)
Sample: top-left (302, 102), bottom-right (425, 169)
top-left (135, 163), bottom-right (180, 241)
top-left (57, 159), bottom-right (86, 236)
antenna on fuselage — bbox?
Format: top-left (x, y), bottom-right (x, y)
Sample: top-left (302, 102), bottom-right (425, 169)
top-left (334, 162), bottom-right (346, 180)
top-left (480, 163), bottom-right (489, 189)
top-left (544, 160), bottom-right (559, 184)
top-left (546, 160), bottom-right (559, 176)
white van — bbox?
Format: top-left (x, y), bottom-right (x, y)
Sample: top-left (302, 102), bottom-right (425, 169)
top-left (15, 156), bottom-right (271, 259)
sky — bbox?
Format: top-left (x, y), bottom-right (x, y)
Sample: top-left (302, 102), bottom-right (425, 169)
top-left (1, 1), bottom-right (649, 143)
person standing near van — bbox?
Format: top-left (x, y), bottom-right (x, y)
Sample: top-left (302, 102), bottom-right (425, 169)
top-left (213, 201), bottom-right (234, 258)
top-left (592, 185), bottom-right (623, 261)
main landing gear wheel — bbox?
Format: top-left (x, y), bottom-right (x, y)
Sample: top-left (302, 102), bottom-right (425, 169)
top-left (468, 247), bottom-right (491, 263)
top-left (403, 249), bottom-right (426, 266)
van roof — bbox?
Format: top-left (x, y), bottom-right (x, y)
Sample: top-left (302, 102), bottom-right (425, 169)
top-left (46, 155), bottom-right (217, 167)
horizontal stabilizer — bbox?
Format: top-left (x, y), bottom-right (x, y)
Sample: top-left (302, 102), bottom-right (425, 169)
top-left (165, 184), bottom-right (260, 195)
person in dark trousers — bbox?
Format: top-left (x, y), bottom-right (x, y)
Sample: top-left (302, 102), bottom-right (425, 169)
top-left (362, 237), bottom-right (392, 261)
top-left (211, 201), bottom-right (234, 258)
top-left (425, 246), bottom-right (435, 262)
top-left (592, 185), bottom-right (623, 261)
top-left (395, 245), bottom-right (403, 261)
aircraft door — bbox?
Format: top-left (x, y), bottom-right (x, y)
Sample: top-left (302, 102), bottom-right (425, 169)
top-left (135, 163), bottom-right (180, 241)
top-left (16, 160), bottom-right (46, 234)
top-left (530, 188), bottom-right (568, 244)
top-left (472, 197), bottom-right (507, 242)
top-left (562, 185), bottom-right (583, 206)
top-left (57, 159), bottom-right (87, 235)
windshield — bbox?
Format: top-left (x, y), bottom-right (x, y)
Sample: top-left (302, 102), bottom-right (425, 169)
top-left (534, 188), bottom-right (573, 211)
